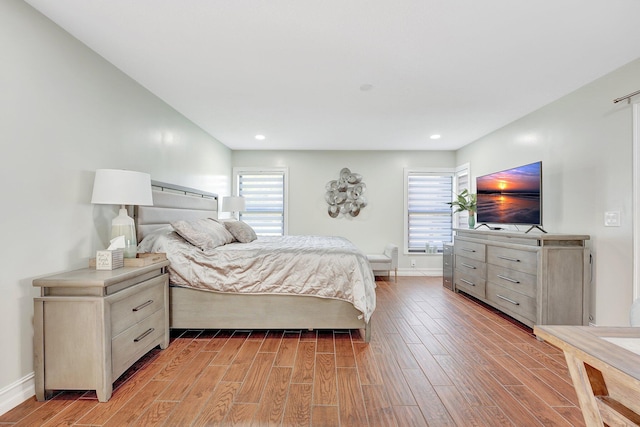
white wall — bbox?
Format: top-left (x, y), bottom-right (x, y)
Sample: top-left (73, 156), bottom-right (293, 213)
top-left (0, 0), bottom-right (231, 412)
top-left (232, 150), bottom-right (456, 271)
top-left (456, 58), bottom-right (640, 327)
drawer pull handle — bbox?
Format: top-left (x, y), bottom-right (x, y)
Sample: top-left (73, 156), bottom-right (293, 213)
top-left (497, 255), bottom-right (521, 263)
top-left (132, 300), bottom-right (154, 312)
top-left (460, 263), bottom-right (476, 269)
top-left (497, 274), bottom-right (520, 284)
top-left (496, 294), bottom-right (520, 306)
top-left (460, 278), bottom-right (476, 287)
top-left (462, 248), bottom-right (476, 253)
top-left (134, 328), bottom-right (155, 343)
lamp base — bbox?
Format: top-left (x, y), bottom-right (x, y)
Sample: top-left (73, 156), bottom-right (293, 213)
top-left (111, 207), bottom-right (138, 258)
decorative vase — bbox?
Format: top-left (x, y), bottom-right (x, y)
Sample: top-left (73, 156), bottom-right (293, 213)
top-left (468, 210), bottom-right (476, 229)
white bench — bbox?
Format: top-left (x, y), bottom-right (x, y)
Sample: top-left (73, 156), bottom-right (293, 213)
top-left (367, 244), bottom-right (398, 282)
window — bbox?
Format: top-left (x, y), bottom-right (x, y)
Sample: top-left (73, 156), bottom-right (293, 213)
top-left (404, 169), bottom-right (454, 254)
top-left (234, 167), bottom-right (288, 236)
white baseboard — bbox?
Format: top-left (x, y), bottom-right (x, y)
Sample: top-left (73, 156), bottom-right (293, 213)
top-left (373, 268), bottom-right (442, 278)
top-left (0, 373), bottom-right (34, 416)
top-left (398, 268), bottom-right (442, 277)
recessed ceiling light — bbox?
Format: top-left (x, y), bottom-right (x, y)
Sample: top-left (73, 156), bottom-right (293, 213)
top-left (255, 134), bottom-right (266, 140)
top-left (430, 134), bottom-right (441, 140)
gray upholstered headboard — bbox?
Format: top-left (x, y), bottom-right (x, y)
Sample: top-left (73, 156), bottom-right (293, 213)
top-left (135, 180), bottom-right (219, 242)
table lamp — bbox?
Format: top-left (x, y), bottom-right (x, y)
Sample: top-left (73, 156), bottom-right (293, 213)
top-left (222, 196), bottom-right (246, 219)
top-left (91, 169), bottom-right (153, 258)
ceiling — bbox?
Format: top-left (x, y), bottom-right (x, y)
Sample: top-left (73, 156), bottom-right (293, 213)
top-left (24, 0), bottom-right (640, 151)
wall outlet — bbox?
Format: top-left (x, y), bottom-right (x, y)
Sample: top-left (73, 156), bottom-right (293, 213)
top-left (410, 259), bottom-right (416, 267)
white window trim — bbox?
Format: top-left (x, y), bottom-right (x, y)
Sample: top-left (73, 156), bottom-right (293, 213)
top-left (232, 166), bottom-right (289, 235)
top-left (454, 162), bottom-right (471, 230)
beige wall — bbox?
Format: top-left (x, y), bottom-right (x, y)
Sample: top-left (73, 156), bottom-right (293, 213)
top-left (0, 0), bottom-right (231, 410)
top-left (231, 150), bottom-right (456, 269)
top-left (457, 58), bottom-right (640, 327)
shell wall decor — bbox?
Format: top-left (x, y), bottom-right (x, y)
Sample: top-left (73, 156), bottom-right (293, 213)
top-left (325, 168), bottom-right (367, 217)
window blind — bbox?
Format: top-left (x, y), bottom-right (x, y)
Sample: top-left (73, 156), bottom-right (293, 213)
top-left (238, 172), bottom-right (285, 236)
top-left (407, 173), bottom-right (453, 253)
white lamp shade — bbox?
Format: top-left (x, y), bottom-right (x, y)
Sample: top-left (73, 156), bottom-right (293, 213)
top-left (91, 169), bottom-right (153, 206)
top-left (222, 196), bottom-right (246, 212)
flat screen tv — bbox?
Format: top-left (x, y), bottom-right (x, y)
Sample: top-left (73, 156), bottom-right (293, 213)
top-left (476, 161), bottom-right (544, 232)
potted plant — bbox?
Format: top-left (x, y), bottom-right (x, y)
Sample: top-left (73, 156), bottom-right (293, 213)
top-left (448, 189), bottom-right (477, 228)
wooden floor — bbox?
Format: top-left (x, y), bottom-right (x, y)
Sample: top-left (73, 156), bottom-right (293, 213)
top-left (1, 276), bottom-right (586, 426)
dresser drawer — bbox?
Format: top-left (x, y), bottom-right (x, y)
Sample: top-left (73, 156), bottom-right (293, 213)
top-left (487, 264), bottom-right (536, 298)
top-left (454, 270), bottom-right (486, 299)
top-left (110, 274), bottom-right (167, 337)
top-left (455, 255), bottom-right (486, 276)
top-left (112, 308), bottom-right (165, 380)
top-left (487, 246), bottom-right (537, 275)
top-left (454, 239), bottom-right (486, 262)
top-left (486, 282), bottom-right (536, 321)
top-left (443, 263), bottom-right (453, 275)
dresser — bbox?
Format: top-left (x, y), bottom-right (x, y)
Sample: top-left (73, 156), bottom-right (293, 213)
top-left (453, 229), bottom-right (590, 328)
top-left (33, 261), bottom-right (170, 402)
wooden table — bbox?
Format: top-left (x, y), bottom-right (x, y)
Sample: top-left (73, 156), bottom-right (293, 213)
top-left (534, 325), bottom-right (640, 426)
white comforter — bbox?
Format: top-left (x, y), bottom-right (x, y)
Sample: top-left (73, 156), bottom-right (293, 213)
top-left (138, 229), bottom-right (376, 322)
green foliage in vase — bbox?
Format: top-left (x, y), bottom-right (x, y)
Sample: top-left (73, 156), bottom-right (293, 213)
top-left (447, 189), bottom-right (477, 213)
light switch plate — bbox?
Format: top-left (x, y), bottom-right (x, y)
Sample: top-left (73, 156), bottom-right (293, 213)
top-left (604, 211), bottom-right (621, 227)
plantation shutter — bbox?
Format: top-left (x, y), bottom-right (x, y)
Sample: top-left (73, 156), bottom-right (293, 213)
top-left (455, 167), bottom-right (470, 229)
top-left (238, 172), bottom-right (285, 236)
top-left (407, 172), bottom-right (453, 253)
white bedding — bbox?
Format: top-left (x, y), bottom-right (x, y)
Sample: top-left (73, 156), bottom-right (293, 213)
top-left (138, 228), bottom-right (376, 322)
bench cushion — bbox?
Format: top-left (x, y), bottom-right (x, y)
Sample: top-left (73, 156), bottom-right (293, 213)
top-left (367, 254), bottom-right (392, 271)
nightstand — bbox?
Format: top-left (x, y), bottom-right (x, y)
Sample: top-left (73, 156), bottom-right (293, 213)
top-left (33, 260), bottom-right (170, 402)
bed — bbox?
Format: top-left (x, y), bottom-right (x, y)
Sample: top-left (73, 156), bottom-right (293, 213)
top-left (134, 181), bottom-right (375, 342)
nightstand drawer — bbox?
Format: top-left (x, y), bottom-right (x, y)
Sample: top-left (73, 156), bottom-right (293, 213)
top-left (110, 274), bottom-right (167, 337)
top-left (112, 308), bottom-right (165, 380)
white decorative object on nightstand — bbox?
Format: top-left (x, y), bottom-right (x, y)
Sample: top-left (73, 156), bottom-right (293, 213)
top-left (91, 169), bottom-right (154, 258)
top-left (33, 260), bottom-right (170, 402)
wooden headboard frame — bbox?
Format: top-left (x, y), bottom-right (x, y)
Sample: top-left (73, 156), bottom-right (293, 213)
top-left (134, 180), bottom-right (219, 242)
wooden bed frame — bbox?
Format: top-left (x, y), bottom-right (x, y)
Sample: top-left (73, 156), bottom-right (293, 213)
top-left (135, 181), bottom-right (371, 342)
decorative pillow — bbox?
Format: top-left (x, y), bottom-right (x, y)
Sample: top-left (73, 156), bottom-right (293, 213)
top-left (223, 219), bottom-right (258, 243)
top-left (171, 218), bottom-right (235, 251)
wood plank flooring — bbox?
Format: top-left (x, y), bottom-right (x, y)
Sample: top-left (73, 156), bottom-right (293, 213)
top-left (1, 276), bottom-right (585, 426)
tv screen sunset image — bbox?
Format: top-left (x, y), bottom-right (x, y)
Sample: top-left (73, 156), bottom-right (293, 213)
top-left (476, 162), bottom-right (541, 225)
